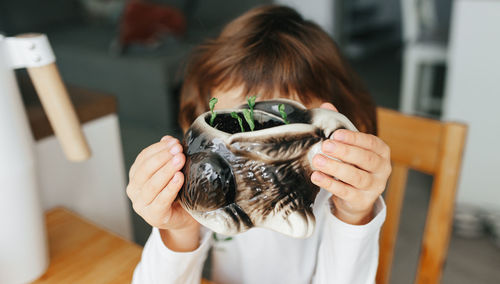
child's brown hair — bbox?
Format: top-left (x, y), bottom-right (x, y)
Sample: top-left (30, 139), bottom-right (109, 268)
top-left (179, 5), bottom-right (377, 134)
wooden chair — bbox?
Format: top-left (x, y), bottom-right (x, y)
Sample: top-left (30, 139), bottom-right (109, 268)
top-left (375, 108), bottom-right (467, 284)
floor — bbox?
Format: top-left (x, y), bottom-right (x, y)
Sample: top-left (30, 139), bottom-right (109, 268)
top-left (350, 48), bottom-right (500, 284)
top-left (121, 46), bottom-right (500, 283)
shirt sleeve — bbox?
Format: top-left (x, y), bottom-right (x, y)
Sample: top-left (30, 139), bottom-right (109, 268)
top-left (313, 196), bottom-right (386, 284)
top-left (132, 226), bottom-right (212, 284)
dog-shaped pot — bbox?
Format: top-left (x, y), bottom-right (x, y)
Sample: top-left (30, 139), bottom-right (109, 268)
top-left (180, 99), bottom-right (358, 238)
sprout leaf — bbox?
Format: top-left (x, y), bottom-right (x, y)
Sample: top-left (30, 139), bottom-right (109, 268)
top-left (243, 109), bottom-right (255, 131)
top-left (247, 95), bottom-right (257, 121)
top-left (231, 112), bottom-right (245, 132)
top-left (278, 104), bottom-right (290, 124)
top-left (209, 98), bottom-right (218, 126)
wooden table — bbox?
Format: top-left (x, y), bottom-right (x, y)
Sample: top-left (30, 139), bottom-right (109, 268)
top-left (33, 208), bottom-right (141, 283)
top-left (33, 208), bottom-right (213, 284)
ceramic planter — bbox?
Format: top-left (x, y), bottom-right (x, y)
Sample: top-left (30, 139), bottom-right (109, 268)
top-left (180, 99), bottom-right (358, 238)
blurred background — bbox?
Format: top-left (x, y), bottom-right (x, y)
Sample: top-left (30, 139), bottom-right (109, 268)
top-left (1, 0), bottom-right (499, 283)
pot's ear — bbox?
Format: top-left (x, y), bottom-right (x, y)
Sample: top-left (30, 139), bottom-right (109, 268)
top-left (305, 109), bottom-right (358, 170)
top-left (309, 108), bottom-right (358, 139)
top-left (228, 128), bottom-right (323, 162)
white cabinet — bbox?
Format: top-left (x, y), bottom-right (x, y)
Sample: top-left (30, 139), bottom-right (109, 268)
top-left (36, 114), bottom-right (133, 240)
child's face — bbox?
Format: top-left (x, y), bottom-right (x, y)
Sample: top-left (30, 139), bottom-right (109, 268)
top-left (211, 86), bottom-right (324, 110)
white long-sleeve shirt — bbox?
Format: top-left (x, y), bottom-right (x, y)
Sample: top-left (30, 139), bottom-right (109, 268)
top-left (133, 189), bottom-right (386, 284)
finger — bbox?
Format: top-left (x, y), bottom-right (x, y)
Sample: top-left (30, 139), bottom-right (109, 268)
top-left (311, 171), bottom-right (359, 201)
top-left (321, 140), bottom-right (383, 173)
top-left (137, 153), bottom-right (185, 205)
top-left (129, 136), bottom-right (179, 178)
top-left (131, 138), bottom-right (182, 179)
top-left (319, 102), bottom-right (338, 112)
top-left (130, 144), bottom-right (182, 190)
top-left (312, 154), bottom-right (373, 189)
top-left (151, 171), bottom-right (185, 211)
top-left (130, 137), bottom-right (179, 177)
top-left (332, 130), bottom-right (390, 159)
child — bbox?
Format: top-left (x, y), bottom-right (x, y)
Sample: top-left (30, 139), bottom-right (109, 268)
top-left (128, 5), bottom-right (391, 284)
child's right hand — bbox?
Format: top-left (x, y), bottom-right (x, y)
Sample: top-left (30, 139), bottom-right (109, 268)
top-left (126, 136), bottom-right (199, 233)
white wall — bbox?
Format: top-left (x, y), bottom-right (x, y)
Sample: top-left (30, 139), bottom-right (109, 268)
top-left (443, 0), bottom-right (500, 210)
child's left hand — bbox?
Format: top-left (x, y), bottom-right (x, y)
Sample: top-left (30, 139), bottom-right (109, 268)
top-left (311, 103), bottom-right (392, 225)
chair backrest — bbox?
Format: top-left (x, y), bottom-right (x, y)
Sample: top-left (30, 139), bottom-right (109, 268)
top-left (401, 0), bottom-right (438, 43)
top-left (375, 108), bottom-right (467, 284)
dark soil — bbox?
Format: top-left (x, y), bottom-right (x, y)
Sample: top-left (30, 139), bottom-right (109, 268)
top-left (207, 112), bottom-right (285, 134)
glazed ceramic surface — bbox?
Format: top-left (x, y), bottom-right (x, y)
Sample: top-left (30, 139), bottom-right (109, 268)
top-left (180, 99), bottom-right (358, 238)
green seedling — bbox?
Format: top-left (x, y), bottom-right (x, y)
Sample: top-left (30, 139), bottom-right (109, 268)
top-left (231, 112), bottom-right (245, 132)
top-left (278, 104), bottom-right (290, 124)
top-left (247, 95), bottom-right (257, 120)
top-left (209, 97), bottom-right (218, 126)
top-left (243, 109), bottom-right (255, 131)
